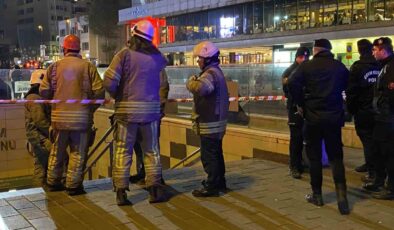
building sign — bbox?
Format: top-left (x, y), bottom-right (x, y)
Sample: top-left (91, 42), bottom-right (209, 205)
top-left (119, 6), bottom-right (150, 22)
top-left (346, 42), bottom-right (352, 60)
top-left (0, 128), bottom-right (16, 152)
top-left (14, 81), bottom-right (30, 93)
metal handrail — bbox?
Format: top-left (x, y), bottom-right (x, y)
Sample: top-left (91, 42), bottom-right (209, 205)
top-left (171, 148), bottom-right (201, 169)
top-left (86, 125), bottom-right (115, 162)
top-left (83, 124), bottom-right (115, 178)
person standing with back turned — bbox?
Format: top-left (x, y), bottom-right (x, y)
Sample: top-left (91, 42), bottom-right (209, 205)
top-left (104, 20), bottom-right (168, 205)
top-left (289, 39), bottom-right (350, 215)
top-left (40, 34), bottom-right (104, 196)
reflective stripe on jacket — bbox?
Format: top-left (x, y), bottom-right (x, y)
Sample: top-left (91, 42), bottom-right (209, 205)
top-left (187, 63), bottom-right (229, 139)
top-left (103, 48), bottom-right (167, 123)
top-left (40, 52), bottom-right (104, 130)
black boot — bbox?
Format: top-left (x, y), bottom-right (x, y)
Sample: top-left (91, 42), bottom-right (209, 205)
top-left (355, 163), bottom-right (367, 172)
top-left (372, 188), bottom-right (394, 200)
top-left (362, 178), bottom-right (385, 192)
top-left (305, 193), bottom-right (324, 206)
top-left (361, 172), bottom-right (376, 183)
top-left (66, 186), bottom-right (86, 196)
top-left (149, 185), bottom-right (167, 203)
top-left (335, 183), bottom-right (350, 215)
top-left (116, 188), bottom-right (131, 206)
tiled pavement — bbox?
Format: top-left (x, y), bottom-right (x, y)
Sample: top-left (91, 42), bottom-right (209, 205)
top-left (0, 148), bottom-right (393, 230)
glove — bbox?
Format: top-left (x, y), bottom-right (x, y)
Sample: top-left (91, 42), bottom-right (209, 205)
top-left (295, 105), bottom-right (304, 118)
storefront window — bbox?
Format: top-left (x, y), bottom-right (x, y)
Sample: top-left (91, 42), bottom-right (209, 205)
top-left (353, 0), bottom-right (367, 23)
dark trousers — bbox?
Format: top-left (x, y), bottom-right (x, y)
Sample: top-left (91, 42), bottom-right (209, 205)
top-left (200, 136), bottom-right (226, 189)
top-left (354, 113), bottom-right (375, 173)
top-left (288, 109), bottom-right (304, 170)
top-left (133, 141), bottom-right (145, 177)
top-left (304, 122), bottom-right (346, 194)
top-left (373, 121), bottom-right (394, 190)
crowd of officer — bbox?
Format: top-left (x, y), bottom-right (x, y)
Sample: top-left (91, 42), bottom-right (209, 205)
top-left (282, 37), bottom-right (394, 215)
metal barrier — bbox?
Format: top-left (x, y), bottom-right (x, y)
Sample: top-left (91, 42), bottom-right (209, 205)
top-left (171, 148), bottom-right (201, 169)
top-left (83, 125), bottom-right (114, 179)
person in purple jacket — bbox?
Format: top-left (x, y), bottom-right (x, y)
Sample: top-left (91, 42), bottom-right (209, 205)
top-left (104, 20), bottom-right (167, 206)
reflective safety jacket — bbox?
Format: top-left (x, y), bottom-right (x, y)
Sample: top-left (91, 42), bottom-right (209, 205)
top-left (40, 53), bottom-right (104, 130)
top-left (25, 86), bottom-right (51, 149)
top-left (103, 48), bottom-right (167, 123)
top-left (186, 63), bottom-right (229, 139)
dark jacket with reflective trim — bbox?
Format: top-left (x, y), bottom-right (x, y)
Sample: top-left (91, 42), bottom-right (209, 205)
top-left (40, 53), bottom-right (104, 130)
top-left (103, 48), bottom-right (167, 123)
top-left (186, 63), bottom-right (229, 139)
top-left (289, 50), bottom-right (349, 125)
top-left (373, 54), bottom-right (394, 123)
top-left (25, 86), bottom-right (51, 150)
top-left (346, 55), bottom-right (381, 116)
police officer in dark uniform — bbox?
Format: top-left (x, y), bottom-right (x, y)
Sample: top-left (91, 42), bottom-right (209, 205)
top-left (289, 39), bottom-right (350, 215)
top-left (346, 39), bottom-right (381, 182)
top-left (364, 37), bottom-right (394, 200)
top-left (282, 47), bottom-right (310, 179)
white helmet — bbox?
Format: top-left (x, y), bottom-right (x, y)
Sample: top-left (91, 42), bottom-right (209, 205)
top-left (30, 69), bottom-right (46, 85)
top-left (193, 41), bottom-right (219, 58)
top-left (131, 20), bottom-right (154, 42)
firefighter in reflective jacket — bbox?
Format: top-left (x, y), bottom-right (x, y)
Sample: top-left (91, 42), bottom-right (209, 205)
top-left (187, 41), bottom-right (229, 197)
top-left (104, 20), bottom-right (168, 205)
top-left (25, 69), bottom-right (51, 187)
top-left (40, 34), bottom-right (104, 195)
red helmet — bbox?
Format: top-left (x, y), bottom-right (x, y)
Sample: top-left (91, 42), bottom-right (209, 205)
top-left (63, 34), bottom-right (81, 50)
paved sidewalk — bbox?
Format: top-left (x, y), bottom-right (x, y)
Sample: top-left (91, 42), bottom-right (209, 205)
top-left (0, 149), bottom-right (393, 230)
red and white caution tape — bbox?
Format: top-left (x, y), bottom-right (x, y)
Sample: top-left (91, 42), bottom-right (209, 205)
top-left (0, 96), bottom-right (285, 104)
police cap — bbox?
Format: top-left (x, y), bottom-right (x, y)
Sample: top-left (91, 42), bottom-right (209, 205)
top-left (295, 47), bottom-right (310, 57)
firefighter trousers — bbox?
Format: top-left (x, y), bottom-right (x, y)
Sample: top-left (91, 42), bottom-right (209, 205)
top-left (47, 129), bottom-right (89, 189)
top-left (112, 120), bottom-right (162, 189)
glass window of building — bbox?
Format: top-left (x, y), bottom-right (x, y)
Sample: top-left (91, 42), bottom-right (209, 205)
top-left (353, 0), bottom-right (367, 23)
top-left (243, 3), bottom-right (254, 34)
top-left (368, 0), bottom-right (385, 21)
top-left (219, 7), bottom-right (235, 38)
top-left (253, 1), bottom-right (264, 33)
top-left (310, 0), bottom-right (323, 28)
top-left (298, 0), bottom-right (311, 29)
top-left (274, 0), bottom-right (286, 32)
top-left (324, 0), bottom-right (338, 26)
top-left (338, 0), bottom-right (352, 25)
top-left (234, 4), bottom-right (244, 35)
top-left (385, 0), bottom-right (394, 20)
top-left (263, 0), bottom-right (275, 32)
top-left (284, 0), bottom-right (298, 31)
top-left (208, 9), bottom-right (220, 39)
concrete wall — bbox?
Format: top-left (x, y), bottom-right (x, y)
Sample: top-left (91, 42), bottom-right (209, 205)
top-left (0, 105), bottom-right (33, 183)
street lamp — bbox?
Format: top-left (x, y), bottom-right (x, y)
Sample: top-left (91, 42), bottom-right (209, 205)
top-left (37, 25), bottom-right (43, 44)
top-left (37, 25), bottom-right (46, 59)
